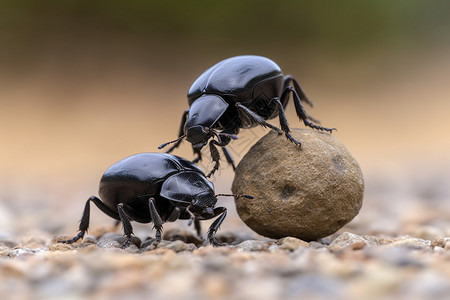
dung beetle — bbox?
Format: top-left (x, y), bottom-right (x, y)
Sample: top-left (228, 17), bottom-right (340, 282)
top-left (159, 55), bottom-right (336, 177)
top-left (61, 153), bottom-right (252, 247)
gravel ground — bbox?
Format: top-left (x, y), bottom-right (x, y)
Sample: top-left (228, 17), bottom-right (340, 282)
top-left (1, 229), bottom-right (450, 300)
top-left (1, 183), bottom-right (450, 300)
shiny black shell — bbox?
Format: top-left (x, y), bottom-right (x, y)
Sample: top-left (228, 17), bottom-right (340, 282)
top-left (187, 55), bottom-right (285, 122)
top-left (98, 153), bottom-right (208, 222)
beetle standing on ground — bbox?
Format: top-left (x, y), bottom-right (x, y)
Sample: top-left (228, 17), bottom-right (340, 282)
top-left (159, 55), bottom-right (336, 177)
top-left (60, 153), bottom-right (252, 248)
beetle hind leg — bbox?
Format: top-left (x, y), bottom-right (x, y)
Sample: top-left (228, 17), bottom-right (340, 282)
top-left (281, 86), bottom-right (336, 133)
top-left (117, 203), bottom-right (135, 248)
top-left (283, 75), bottom-right (314, 107)
top-left (148, 198), bottom-right (164, 244)
top-left (272, 98), bottom-right (302, 146)
top-left (305, 114), bottom-right (322, 125)
top-left (60, 198), bottom-right (91, 244)
top-left (60, 196), bottom-right (120, 244)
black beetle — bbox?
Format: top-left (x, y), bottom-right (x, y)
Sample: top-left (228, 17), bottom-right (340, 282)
top-left (159, 55), bottom-right (336, 177)
top-left (61, 153), bottom-right (252, 247)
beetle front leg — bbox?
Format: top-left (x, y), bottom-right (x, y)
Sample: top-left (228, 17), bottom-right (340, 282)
top-left (206, 207), bottom-right (227, 246)
top-left (206, 140), bottom-right (222, 178)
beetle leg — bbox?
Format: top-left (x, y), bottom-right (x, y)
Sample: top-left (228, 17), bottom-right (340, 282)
top-left (272, 98), bottom-right (302, 146)
top-left (191, 145), bottom-right (202, 164)
top-left (194, 219), bottom-right (203, 240)
top-left (206, 140), bottom-right (221, 178)
top-left (222, 147), bottom-right (236, 171)
top-left (60, 198), bottom-right (91, 244)
top-left (206, 207), bottom-right (227, 246)
top-left (185, 206), bottom-right (203, 240)
top-left (60, 196), bottom-right (120, 244)
top-left (305, 114), bottom-right (322, 125)
top-left (117, 203), bottom-right (134, 248)
top-left (90, 196), bottom-right (122, 220)
top-left (186, 205), bottom-right (196, 226)
top-left (166, 206), bottom-right (181, 222)
top-left (164, 109), bottom-right (189, 154)
top-left (235, 103), bottom-right (283, 134)
top-left (148, 198), bottom-right (164, 243)
top-left (283, 76), bottom-right (325, 124)
top-left (282, 86), bottom-right (336, 133)
top-left (283, 75), bottom-right (314, 107)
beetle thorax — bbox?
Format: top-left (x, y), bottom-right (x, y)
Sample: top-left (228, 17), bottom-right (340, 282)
top-left (185, 94), bottom-right (229, 149)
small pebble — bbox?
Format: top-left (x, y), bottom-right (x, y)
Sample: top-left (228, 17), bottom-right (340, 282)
top-left (159, 240), bottom-right (196, 252)
top-left (431, 237), bottom-right (446, 248)
top-left (388, 236), bottom-right (431, 250)
top-left (97, 232), bottom-right (142, 248)
top-left (328, 232), bottom-right (372, 251)
top-left (0, 239), bottom-right (18, 248)
top-left (276, 237), bottom-right (310, 251)
top-left (163, 228), bottom-right (203, 246)
top-left (82, 234), bottom-right (98, 244)
top-left (350, 241), bottom-right (367, 250)
top-left (96, 239), bottom-right (121, 249)
top-left (445, 241), bottom-right (450, 251)
top-left (433, 246), bottom-right (444, 252)
top-left (49, 243), bottom-right (73, 251)
top-left (235, 240), bottom-right (272, 252)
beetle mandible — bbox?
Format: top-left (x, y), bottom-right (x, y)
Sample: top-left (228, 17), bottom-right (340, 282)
top-left (60, 153), bottom-right (252, 248)
top-left (159, 55), bottom-right (336, 177)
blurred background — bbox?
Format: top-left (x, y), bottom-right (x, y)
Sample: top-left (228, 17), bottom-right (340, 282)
top-left (1, 0), bottom-right (450, 238)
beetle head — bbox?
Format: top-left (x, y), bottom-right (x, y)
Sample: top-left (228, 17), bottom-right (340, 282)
top-left (188, 192), bottom-right (216, 217)
top-left (185, 94), bottom-right (229, 150)
top-left (160, 171), bottom-right (217, 216)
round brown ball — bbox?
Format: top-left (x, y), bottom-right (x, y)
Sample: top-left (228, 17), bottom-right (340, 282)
top-left (232, 128), bottom-right (364, 241)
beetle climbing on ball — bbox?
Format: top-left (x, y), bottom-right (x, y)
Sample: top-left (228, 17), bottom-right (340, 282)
top-left (60, 153), bottom-right (253, 248)
top-left (159, 55), bottom-right (336, 177)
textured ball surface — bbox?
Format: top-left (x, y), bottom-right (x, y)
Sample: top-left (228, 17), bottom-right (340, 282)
top-left (232, 128), bottom-right (364, 241)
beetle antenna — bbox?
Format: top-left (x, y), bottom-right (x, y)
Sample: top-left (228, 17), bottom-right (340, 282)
top-left (216, 193), bottom-right (254, 199)
top-left (158, 135), bottom-right (186, 149)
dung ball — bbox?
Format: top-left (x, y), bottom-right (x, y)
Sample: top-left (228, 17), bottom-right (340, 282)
top-left (232, 128), bottom-right (364, 241)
